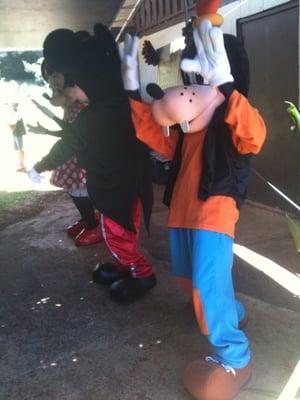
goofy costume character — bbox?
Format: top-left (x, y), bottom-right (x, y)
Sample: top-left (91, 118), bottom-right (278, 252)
top-left (120, 0), bottom-right (266, 398)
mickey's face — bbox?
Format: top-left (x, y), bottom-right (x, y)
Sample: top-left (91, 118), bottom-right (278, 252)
top-left (62, 85), bottom-right (89, 104)
top-left (48, 72), bottom-right (64, 92)
top-left (44, 72), bottom-right (66, 107)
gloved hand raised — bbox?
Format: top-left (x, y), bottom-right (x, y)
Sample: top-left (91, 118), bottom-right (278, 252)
top-left (118, 34), bottom-right (140, 91)
top-left (28, 168), bottom-right (44, 184)
top-left (181, 19), bottom-right (233, 88)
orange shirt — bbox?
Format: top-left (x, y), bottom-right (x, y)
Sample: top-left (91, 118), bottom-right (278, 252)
top-left (130, 90), bottom-right (266, 237)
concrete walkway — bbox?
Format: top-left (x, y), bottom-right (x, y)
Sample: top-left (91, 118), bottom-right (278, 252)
top-left (0, 186), bottom-right (299, 400)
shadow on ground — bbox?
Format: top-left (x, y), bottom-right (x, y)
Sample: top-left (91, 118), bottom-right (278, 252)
top-left (0, 186), bottom-right (299, 399)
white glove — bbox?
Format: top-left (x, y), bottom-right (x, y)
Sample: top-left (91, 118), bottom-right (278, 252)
top-left (181, 19), bottom-right (234, 88)
top-left (118, 34), bottom-right (140, 91)
top-left (28, 168), bottom-right (44, 184)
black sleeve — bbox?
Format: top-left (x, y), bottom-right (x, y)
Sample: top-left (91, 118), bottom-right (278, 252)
top-left (34, 120), bottom-right (85, 173)
top-left (45, 129), bottom-right (64, 138)
top-left (53, 116), bottom-right (69, 130)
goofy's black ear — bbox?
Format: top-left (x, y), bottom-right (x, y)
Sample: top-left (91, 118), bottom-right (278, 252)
top-left (146, 83), bottom-right (165, 100)
top-left (223, 34), bottom-right (250, 98)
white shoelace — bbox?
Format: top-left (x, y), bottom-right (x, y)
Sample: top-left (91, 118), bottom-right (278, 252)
top-left (205, 356), bottom-right (237, 376)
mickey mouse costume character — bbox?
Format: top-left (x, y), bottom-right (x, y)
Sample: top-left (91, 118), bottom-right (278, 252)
top-left (121, 0), bottom-right (266, 398)
top-left (29, 24), bottom-right (156, 303)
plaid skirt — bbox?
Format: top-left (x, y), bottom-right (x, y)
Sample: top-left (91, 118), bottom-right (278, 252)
top-left (50, 157), bottom-right (87, 191)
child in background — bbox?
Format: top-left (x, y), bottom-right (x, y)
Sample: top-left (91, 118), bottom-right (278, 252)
top-left (7, 103), bottom-right (27, 173)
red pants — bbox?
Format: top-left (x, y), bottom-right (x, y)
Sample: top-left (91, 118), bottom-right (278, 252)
top-left (100, 199), bottom-right (153, 279)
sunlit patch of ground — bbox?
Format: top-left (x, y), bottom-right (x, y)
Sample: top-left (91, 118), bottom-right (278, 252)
top-left (0, 81), bottom-right (63, 193)
top-left (0, 128), bottom-right (59, 193)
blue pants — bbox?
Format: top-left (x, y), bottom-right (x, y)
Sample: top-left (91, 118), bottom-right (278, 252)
top-left (169, 228), bottom-right (250, 369)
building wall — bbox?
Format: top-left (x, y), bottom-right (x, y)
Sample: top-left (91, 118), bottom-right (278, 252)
top-left (220, 0), bottom-right (299, 108)
top-left (138, 0), bottom-right (292, 100)
top-left (138, 21), bottom-right (186, 100)
top-left (137, 0), bottom-right (300, 210)
top-left (0, 0), bottom-right (122, 49)
top-left (221, 0), bottom-right (291, 34)
top-left (238, 1), bottom-right (300, 208)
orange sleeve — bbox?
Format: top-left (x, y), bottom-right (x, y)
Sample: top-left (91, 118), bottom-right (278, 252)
top-left (129, 98), bottom-right (177, 160)
top-left (225, 90), bottom-right (267, 154)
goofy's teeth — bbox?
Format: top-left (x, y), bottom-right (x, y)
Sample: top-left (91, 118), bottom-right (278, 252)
top-left (180, 120), bottom-right (190, 133)
top-left (163, 126), bottom-right (170, 137)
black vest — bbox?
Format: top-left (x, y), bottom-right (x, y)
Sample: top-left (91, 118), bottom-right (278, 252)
top-left (163, 100), bottom-right (253, 209)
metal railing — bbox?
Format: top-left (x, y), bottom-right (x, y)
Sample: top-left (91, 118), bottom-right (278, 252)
top-left (133, 0), bottom-right (196, 36)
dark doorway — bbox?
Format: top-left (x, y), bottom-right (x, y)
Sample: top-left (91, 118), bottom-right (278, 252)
top-left (237, 1), bottom-right (299, 212)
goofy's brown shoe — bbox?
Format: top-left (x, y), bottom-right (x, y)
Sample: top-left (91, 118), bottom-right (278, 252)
top-left (183, 357), bottom-right (252, 400)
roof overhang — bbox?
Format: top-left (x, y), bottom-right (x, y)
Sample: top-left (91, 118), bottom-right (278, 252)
top-left (111, 0), bottom-right (144, 40)
top-left (111, 0), bottom-right (238, 40)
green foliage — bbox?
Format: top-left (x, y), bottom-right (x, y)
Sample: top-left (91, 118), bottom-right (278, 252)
top-left (285, 101), bottom-right (300, 135)
top-left (286, 214), bottom-right (300, 252)
top-left (284, 101), bottom-right (300, 252)
top-left (0, 50), bottom-right (42, 81)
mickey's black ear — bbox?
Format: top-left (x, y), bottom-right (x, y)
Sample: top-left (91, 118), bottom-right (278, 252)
top-left (92, 23), bottom-right (119, 60)
top-left (146, 83), bottom-right (165, 100)
top-left (94, 23), bottom-right (113, 41)
top-left (75, 30), bottom-right (91, 43)
top-left (43, 28), bottom-right (79, 72)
